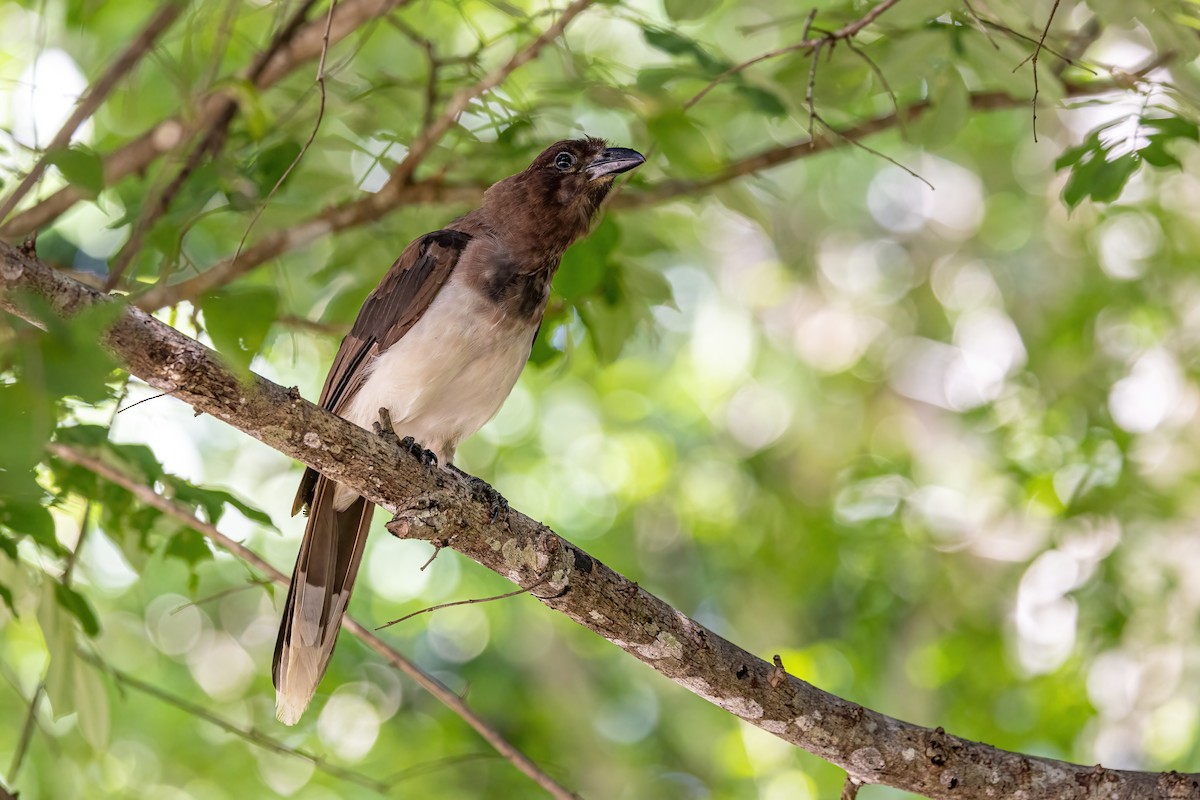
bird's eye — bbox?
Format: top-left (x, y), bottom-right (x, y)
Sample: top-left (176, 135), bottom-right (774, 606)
top-left (554, 152), bottom-right (576, 171)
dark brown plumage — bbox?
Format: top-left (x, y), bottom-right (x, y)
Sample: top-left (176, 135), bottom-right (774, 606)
top-left (273, 137), bottom-right (644, 724)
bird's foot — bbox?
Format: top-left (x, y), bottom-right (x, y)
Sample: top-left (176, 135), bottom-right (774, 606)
top-left (373, 407), bottom-right (402, 448)
top-left (450, 466), bottom-right (509, 524)
top-left (374, 408), bottom-right (438, 469)
top-left (399, 436), bottom-right (439, 469)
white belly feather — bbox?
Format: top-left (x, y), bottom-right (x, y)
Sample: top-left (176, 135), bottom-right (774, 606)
top-left (333, 278), bottom-right (535, 508)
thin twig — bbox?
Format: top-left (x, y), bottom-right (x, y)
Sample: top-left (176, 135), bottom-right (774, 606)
top-left (813, 112), bottom-right (933, 189)
top-left (8, 682), bottom-right (44, 782)
top-left (844, 38), bottom-right (903, 133)
top-left (1028, 0), bottom-right (1063, 141)
top-left (48, 443), bottom-right (581, 800)
top-left (419, 538), bottom-right (448, 571)
top-left (961, 0), bottom-right (999, 49)
top-left (381, 753), bottom-right (503, 786)
top-left (117, 390), bottom-right (175, 413)
top-left (806, 41), bottom-right (824, 146)
top-left (134, 0), bottom-right (598, 310)
top-left (0, 0), bottom-right (414, 240)
top-left (105, 0), bottom-right (322, 291)
top-left (1055, 16), bottom-right (1101, 77)
top-left (1003, 17), bottom-right (1086, 72)
top-left (132, 78), bottom-right (1141, 309)
top-left (277, 313), bottom-right (347, 336)
top-left (10, 256), bottom-right (1200, 799)
top-left (376, 575), bottom-right (551, 630)
top-left (62, 501), bottom-right (91, 585)
top-left (0, 0), bottom-right (188, 224)
top-left (77, 650), bottom-right (394, 794)
top-left (686, 0), bottom-right (902, 110)
top-left (382, 0), bottom-right (599, 190)
top-left (132, 180), bottom-right (481, 310)
top-left (170, 578), bottom-right (272, 614)
top-left (227, 0), bottom-right (338, 277)
top-left (386, 17), bottom-right (442, 128)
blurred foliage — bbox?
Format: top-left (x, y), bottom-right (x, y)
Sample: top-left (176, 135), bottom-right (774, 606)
top-left (3, 0), bottom-right (1200, 798)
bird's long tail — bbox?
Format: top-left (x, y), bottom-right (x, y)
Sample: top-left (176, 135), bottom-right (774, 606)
top-left (272, 474), bottom-right (373, 725)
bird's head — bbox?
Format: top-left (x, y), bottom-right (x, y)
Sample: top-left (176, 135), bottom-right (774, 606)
top-left (484, 137), bottom-right (645, 253)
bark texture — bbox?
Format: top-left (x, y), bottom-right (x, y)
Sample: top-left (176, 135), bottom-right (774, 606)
top-left (3, 242), bottom-right (1198, 800)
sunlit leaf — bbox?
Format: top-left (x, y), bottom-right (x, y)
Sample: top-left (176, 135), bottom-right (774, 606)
top-left (44, 145), bottom-right (104, 196)
top-left (55, 582), bottom-right (101, 637)
top-left (73, 659), bottom-right (110, 750)
top-left (201, 286), bottom-right (280, 375)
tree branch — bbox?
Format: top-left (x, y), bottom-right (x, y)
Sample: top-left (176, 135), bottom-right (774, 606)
top-left (46, 441), bottom-right (579, 800)
top-left (687, 0), bottom-right (904, 109)
top-left (76, 650), bottom-right (397, 795)
top-left (103, 0), bottom-right (324, 290)
top-left (0, 0), bottom-right (188, 225)
top-left (4, 239), bottom-right (1199, 799)
top-left (0, 0), bottom-right (412, 240)
top-left (132, 0), bottom-right (601, 308)
top-left (132, 179), bottom-right (483, 310)
top-left (620, 80), bottom-right (1131, 208)
top-left (381, 0), bottom-right (598, 190)
top-left (132, 79), bottom-right (1129, 311)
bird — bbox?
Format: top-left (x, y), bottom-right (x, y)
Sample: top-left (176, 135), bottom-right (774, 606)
top-left (273, 137), bottom-right (645, 725)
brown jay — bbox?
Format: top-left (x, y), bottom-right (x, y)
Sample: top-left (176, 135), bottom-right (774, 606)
top-left (273, 137), bottom-right (645, 724)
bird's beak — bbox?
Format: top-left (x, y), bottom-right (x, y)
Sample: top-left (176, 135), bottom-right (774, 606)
top-left (586, 147), bottom-right (646, 181)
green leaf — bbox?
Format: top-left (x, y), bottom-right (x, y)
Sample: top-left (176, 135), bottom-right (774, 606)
top-left (44, 145), bottom-right (104, 196)
top-left (107, 442), bottom-right (165, 484)
top-left (201, 286), bottom-right (280, 375)
top-left (53, 424), bottom-right (111, 449)
top-left (1055, 138), bottom-right (1095, 170)
top-left (55, 581), bottom-right (101, 637)
top-left (14, 296), bottom-right (122, 404)
top-left (166, 479), bottom-right (274, 528)
top-left (558, 216), bottom-right (620, 300)
top-left (0, 381), bottom-right (55, 504)
top-left (579, 298), bottom-right (636, 364)
top-left (249, 140), bottom-right (303, 197)
top-left (733, 84), bottom-right (788, 118)
top-left (0, 581), bottom-right (14, 614)
top-left (642, 27), bottom-right (699, 56)
top-left (0, 499), bottom-right (61, 554)
top-left (641, 27), bottom-right (729, 76)
top-left (223, 79), bottom-right (271, 140)
top-left (1140, 139), bottom-right (1181, 168)
top-left (916, 66), bottom-right (970, 149)
top-left (164, 527), bottom-right (214, 568)
top-left (1087, 154), bottom-right (1140, 203)
top-left (73, 659), bottom-right (110, 750)
top-left (664, 0), bottom-right (722, 21)
top-left (0, 532), bottom-right (17, 561)
top-left (646, 110), bottom-right (720, 174)
top-left (1141, 115), bottom-right (1200, 140)
top-left (38, 584), bottom-right (75, 718)
top-left (621, 260), bottom-right (674, 309)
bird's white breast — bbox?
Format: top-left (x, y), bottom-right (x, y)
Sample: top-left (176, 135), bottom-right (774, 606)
top-left (337, 274), bottom-right (536, 483)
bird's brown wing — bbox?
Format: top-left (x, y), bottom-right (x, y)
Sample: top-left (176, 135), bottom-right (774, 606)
top-left (274, 228), bottom-right (471, 724)
top-left (291, 229), bottom-right (473, 515)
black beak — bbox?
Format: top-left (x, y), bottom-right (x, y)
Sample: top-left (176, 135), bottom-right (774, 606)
top-left (586, 147), bottom-right (646, 181)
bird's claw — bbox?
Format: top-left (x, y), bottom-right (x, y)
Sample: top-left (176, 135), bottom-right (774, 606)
top-left (373, 408), bottom-right (402, 448)
top-left (447, 466), bottom-right (507, 522)
top-left (468, 476), bottom-right (509, 524)
top-left (399, 436), bottom-right (439, 469)
top-left (375, 409), bottom-right (437, 468)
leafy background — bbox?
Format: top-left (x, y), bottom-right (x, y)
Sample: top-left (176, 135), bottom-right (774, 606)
top-left (3, 0), bottom-right (1200, 797)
